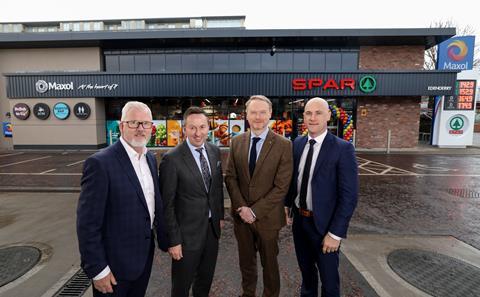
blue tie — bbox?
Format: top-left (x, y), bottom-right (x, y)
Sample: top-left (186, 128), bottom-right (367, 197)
top-left (299, 139), bottom-right (316, 210)
top-left (196, 147), bottom-right (211, 191)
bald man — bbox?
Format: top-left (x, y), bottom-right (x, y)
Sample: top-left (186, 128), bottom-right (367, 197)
top-left (285, 97), bottom-right (358, 297)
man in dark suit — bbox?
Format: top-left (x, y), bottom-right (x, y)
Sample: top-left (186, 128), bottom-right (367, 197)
top-left (77, 101), bottom-right (168, 297)
top-left (225, 95), bottom-right (293, 297)
top-left (159, 106), bottom-right (224, 297)
top-left (285, 97), bottom-right (358, 297)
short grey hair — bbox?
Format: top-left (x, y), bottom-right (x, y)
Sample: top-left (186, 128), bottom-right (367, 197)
top-left (121, 101), bottom-right (152, 121)
top-left (245, 95), bottom-right (272, 111)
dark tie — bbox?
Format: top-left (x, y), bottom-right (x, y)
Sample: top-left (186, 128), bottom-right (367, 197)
top-left (196, 147), bottom-right (211, 191)
top-left (299, 139), bottom-right (316, 210)
top-left (249, 137), bottom-right (261, 177)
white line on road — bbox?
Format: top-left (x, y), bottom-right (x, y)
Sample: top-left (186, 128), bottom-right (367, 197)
top-left (66, 160), bottom-right (85, 167)
top-left (0, 156), bottom-right (51, 168)
top-left (0, 152), bottom-right (24, 158)
top-left (0, 172), bottom-right (81, 176)
top-left (40, 169), bottom-right (57, 174)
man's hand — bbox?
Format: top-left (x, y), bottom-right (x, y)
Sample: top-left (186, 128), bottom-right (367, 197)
top-left (322, 234), bottom-right (340, 254)
top-left (168, 244), bottom-right (183, 260)
top-left (284, 207), bottom-right (293, 226)
top-left (237, 206), bottom-right (255, 224)
top-left (93, 272), bottom-right (117, 294)
top-left (220, 219), bottom-right (225, 229)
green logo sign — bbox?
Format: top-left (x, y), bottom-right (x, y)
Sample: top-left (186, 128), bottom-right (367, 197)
top-left (449, 116), bottom-right (464, 130)
top-left (359, 76), bottom-right (377, 93)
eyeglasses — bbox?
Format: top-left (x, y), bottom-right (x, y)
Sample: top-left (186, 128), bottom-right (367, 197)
top-left (123, 120), bottom-right (153, 129)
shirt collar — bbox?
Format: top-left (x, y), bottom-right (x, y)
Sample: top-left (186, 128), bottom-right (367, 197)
top-left (308, 129), bottom-right (327, 144)
top-left (251, 128), bottom-right (269, 141)
top-left (186, 138), bottom-right (206, 153)
top-left (120, 136), bottom-right (147, 160)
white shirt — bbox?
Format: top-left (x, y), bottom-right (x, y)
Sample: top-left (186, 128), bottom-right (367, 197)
top-left (94, 137), bottom-right (155, 280)
top-left (295, 130), bottom-right (342, 241)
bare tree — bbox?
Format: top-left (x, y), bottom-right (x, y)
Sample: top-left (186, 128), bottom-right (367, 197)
top-left (424, 19), bottom-right (479, 70)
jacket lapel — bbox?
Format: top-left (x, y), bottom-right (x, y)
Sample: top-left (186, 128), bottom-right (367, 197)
top-left (146, 152), bottom-right (160, 201)
top-left (112, 141), bottom-right (149, 212)
top-left (251, 130), bottom-right (275, 179)
top-left (241, 132), bottom-right (251, 182)
top-left (312, 132), bottom-right (334, 178)
top-left (180, 142), bottom-right (208, 193)
top-left (205, 143), bottom-right (217, 190)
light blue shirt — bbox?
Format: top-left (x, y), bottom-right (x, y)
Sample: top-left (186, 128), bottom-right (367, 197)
top-left (248, 128), bottom-right (269, 163)
top-left (186, 138), bottom-right (212, 218)
top-left (186, 138), bottom-right (211, 176)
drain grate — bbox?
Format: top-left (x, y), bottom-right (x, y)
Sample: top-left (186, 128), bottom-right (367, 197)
top-left (445, 188), bottom-right (480, 199)
top-left (387, 249), bottom-right (480, 297)
top-left (53, 269), bottom-right (91, 297)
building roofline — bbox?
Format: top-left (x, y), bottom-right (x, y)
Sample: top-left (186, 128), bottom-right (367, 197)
top-left (0, 27), bottom-right (456, 49)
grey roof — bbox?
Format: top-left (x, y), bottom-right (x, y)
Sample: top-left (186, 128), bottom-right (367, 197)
top-left (0, 27), bottom-right (455, 49)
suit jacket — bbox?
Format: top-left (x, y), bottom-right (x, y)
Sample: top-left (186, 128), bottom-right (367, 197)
top-left (77, 140), bottom-right (168, 281)
top-left (158, 141), bottom-right (224, 251)
top-left (285, 132), bottom-right (358, 238)
top-left (225, 130), bottom-right (293, 230)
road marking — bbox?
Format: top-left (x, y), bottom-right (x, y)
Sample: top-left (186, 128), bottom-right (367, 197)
top-left (0, 172), bottom-right (81, 176)
top-left (0, 156), bottom-right (51, 168)
top-left (0, 152), bottom-right (24, 158)
top-left (413, 163), bottom-right (458, 172)
top-left (66, 160), bottom-right (85, 167)
top-left (357, 157), bottom-right (417, 176)
top-left (40, 169), bottom-right (57, 174)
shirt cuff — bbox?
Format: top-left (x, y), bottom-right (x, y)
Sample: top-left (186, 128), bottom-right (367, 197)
top-left (93, 266), bottom-right (111, 280)
top-left (328, 232), bottom-right (343, 241)
top-left (249, 208), bottom-right (256, 219)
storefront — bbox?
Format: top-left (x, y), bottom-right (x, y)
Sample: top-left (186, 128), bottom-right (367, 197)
top-left (0, 18), bottom-right (458, 149)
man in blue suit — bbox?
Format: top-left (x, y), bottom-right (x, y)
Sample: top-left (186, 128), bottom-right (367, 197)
top-left (285, 97), bottom-right (358, 297)
top-left (77, 101), bottom-right (168, 297)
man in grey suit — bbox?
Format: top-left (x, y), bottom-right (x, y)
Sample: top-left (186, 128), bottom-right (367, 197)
top-left (159, 106), bottom-right (224, 297)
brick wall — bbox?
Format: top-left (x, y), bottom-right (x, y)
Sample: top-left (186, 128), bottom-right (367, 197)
top-left (356, 97), bottom-right (420, 149)
top-left (359, 45), bottom-right (424, 70)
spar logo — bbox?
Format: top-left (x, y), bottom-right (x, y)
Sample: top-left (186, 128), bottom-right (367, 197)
top-left (447, 40), bottom-right (468, 61)
top-left (35, 80), bottom-right (74, 93)
top-left (291, 75), bottom-right (377, 93)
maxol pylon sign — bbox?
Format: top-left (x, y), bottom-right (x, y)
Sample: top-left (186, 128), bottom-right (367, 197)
top-left (437, 36), bottom-right (475, 70)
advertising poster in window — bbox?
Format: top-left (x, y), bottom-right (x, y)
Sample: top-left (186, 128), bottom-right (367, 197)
top-left (167, 120), bottom-right (183, 147)
top-left (147, 120), bottom-right (167, 147)
top-left (106, 120), bottom-right (120, 145)
top-left (3, 122), bottom-right (12, 137)
top-left (229, 120), bottom-right (244, 141)
top-left (209, 120), bottom-right (229, 146)
top-left (269, 119), bottom-right (293, 139)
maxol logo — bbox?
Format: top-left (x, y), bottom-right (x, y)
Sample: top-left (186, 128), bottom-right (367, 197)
top-left (35, 80), bottom-right (74, 93)
top-left (437, 36), bottom-right (475, 70)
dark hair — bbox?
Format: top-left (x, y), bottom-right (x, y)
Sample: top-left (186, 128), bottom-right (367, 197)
top-left (183, 106), bottom-right (208, 125)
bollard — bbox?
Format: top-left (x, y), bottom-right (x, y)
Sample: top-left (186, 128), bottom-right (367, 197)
top-left (387, 129), bottom-right (391, 154)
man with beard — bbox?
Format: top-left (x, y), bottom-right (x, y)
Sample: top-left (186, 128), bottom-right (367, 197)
top-left (77, 101), bottom-right (168, 297)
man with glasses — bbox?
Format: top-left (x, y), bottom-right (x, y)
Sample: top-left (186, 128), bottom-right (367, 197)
top-left (285, 97), bottom-right (358, 297)
top-left (77, 101), bottom-right (168, 297)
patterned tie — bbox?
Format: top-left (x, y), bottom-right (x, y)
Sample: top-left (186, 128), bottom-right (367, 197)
top-left (249, 137), bottom-right (261, 177)
top-left (299, 139), bottom-right (316, 210)
top-left (196, 147), bottom-right (211, 191)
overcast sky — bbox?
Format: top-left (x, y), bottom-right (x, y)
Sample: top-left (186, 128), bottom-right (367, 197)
top-left (1, 0), bottom-right (479, 37)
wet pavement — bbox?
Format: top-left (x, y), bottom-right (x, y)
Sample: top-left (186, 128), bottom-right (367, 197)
top-left (1, 149), bottom-right (480, 296)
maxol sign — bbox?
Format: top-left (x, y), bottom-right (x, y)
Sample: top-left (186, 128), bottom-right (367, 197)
top-left (437, 36), bottom-right (475, 70)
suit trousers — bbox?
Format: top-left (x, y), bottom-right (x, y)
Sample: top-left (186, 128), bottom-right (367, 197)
top-left (92, 234), bottom-right (154, 297)
top-left (292, 209), bottom-right (340, 297)
top-left (234, 218), bottom-right (280, 297)
top-left (171, 220), bottom-right (219, 297)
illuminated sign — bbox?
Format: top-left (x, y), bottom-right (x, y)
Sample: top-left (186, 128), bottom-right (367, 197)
top-left (437, 36), bottom-right (475, 70)
top-left (444, 80), bottom-right (476, 111)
